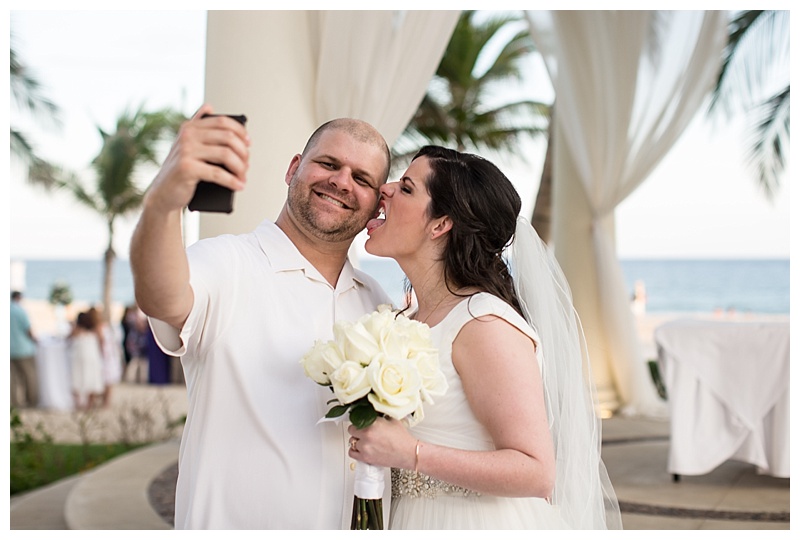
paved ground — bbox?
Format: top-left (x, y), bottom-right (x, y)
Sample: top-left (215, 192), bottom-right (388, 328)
top-left (10, 383), bottom-right (790, 530)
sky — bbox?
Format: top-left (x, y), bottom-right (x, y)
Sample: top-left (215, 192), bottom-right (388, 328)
top-left (6, 8), bottom-right (793, 263)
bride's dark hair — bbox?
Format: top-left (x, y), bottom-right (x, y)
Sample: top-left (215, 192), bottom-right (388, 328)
top-left (408, 145), bottom-right (523, 317)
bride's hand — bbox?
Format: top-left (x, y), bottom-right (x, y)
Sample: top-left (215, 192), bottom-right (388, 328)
top-left (348, 417), bottom-right (418, 470)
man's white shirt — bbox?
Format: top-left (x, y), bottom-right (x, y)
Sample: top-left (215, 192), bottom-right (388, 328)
top-left (150, 220), bottom-right (392, 529)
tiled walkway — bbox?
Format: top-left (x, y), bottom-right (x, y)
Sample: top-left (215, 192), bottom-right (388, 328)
top-left (10, 384), bottom-right (790, 530)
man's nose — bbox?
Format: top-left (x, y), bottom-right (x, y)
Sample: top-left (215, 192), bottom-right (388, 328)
top-left (329, 167), bottom-right (353, 190)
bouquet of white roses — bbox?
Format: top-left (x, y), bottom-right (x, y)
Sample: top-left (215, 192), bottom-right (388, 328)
top-left (301, 304), bottom-right (447, 529)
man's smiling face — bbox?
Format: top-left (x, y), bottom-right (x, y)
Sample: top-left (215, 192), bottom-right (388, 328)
top-left (286, 127), bottom-right (386, 243)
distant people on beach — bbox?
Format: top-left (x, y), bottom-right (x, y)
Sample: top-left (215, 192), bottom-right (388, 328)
top-left (121, 305), bottom-right (138, 367)
top-left (146, 325), bottom-right (174, 385)
top-left (10, 291), bottom-right (39, 408)
top-left (69, 311), bottom-right (105, 410)
top-left (122, 304), bottom-right (149, 383)
top-left (130, 108), bottom-right (392, 528)
top-left (87, 307), bottom-right (123, 407)
top-left (631, 280), bottom-right (647, 315)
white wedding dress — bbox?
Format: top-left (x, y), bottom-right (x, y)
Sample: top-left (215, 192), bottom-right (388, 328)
top-left (389, 293), bottom-right (570, 529)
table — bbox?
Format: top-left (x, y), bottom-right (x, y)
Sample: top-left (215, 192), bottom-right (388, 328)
top-left (35, 335), bottom-right (74, 411)
top-left (654, 318), bottom-right (789, 479)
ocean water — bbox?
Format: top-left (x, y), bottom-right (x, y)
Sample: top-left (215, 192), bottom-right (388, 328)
top-left (11, 257), bottom-right (790, 315)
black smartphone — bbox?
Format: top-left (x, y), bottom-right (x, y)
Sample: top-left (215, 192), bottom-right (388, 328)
top-left (187, 113), bottom-right (248, 213)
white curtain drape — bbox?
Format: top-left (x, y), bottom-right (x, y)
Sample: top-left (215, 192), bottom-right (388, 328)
top-left (201, 10), bottom-right (459, 239)
top-left (526, 11), bottom-right (727, 416)
top-left (311, 11), bottom-right (459, 145)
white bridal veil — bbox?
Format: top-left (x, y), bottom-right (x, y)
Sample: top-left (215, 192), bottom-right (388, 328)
top-left (510, 217), bottom-right (622, 529)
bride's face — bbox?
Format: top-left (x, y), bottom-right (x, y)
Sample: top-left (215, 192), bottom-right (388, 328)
top-left (364, 156), bottom-right (435, 261)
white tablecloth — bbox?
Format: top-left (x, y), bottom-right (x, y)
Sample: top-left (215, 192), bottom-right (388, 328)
top-left (654, 319), bottom-right (789, 478)
top-left (35, 336), bottom-right (74, 411)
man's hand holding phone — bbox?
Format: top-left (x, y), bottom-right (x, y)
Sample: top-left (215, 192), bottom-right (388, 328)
top-left (143, 105), bottom-right (249, 215)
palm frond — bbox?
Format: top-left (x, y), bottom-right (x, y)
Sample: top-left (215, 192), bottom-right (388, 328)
top-left (10, 129), bottom-right (36, 164)
top-left (10, 45), bottom-right (61, 127)
top-left (746, 87), bottom-right (790, 199)
top-left (709, 10), bottom-right (789, 114)
top-left (394, 10), bottom-right (547, 160)
top-left (705, 10), bottom-right (790, 198)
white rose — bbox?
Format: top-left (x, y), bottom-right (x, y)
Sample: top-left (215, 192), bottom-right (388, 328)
top-left (391, 314), bottom-right (434, 353)
top-left (301, 339), bottom-right (343, 385)
top-left (372, 313), bottom-right (418, 361)
top-left (330, 361), bottom-right (372, 404)
top-left (334, 319), bottom-right (380, 366)
top-left (366, 354), bottom-right (422, 420)
top-left (361, 306), bottom-right (397, 348)
top-left (412, 349), bottom-right (448, 403)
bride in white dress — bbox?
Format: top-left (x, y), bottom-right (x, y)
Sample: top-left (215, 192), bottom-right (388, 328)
top-left (349, 146), bottom-right (621, 529)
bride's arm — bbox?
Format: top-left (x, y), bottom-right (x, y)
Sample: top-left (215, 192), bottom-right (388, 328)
top-left (349, 316), bottom-right (555, 498)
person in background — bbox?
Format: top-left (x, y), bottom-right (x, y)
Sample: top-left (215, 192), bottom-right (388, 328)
top-left (69, 311), bottom-right (104, 410)
top-left (121, 304), bottom-right (138, 368)
top-left (87, 307), bottom-right (123, 407)
top-left (10, 291), bottom-right (38, 408)
top-left (631, 280), bottom-right (647, 315)
top-left (146, 323), bottom-right (172, 385)
top-left (123, 305), bottom-right (149, 383)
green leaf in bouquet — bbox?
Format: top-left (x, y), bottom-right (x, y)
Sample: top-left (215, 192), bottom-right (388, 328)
top-left (326, 404), bottom-right (350, 419)
top-left (349, 403), bottom-right (378, 429)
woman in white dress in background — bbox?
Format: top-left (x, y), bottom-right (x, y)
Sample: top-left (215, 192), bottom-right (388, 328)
top-left (69, 311), bottom-right (105, 410)
top-left (348, 146), bottom-right (621, 529)
top-left (87, 307), bottom-right (123, 407)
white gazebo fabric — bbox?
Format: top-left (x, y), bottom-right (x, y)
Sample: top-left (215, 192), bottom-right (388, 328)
top-left (311, 10), bottom-right (459, 145)
top-left (526, 11), bottom-right (727, 415)
top-left (201, 10), bottom-right (459, 239)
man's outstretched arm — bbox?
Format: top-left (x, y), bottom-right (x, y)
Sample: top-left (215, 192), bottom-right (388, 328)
top-left (130, 104), bottom-right (249, 330)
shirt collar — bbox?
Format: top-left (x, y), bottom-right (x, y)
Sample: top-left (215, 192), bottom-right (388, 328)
top-left (254, 219), bottom-right (367, 291)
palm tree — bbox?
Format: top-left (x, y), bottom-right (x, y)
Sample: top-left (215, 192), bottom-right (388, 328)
top-left (393, 10), bottom-right (549, 167)
top-left (29, 105), bottom-right (185, 321)
top-left (10, 37), bottom-right (61, 186)
top-left (708, 10), bottom-right (790, 199)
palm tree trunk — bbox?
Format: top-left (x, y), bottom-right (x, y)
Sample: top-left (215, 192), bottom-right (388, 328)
top-left (102, 219), bottom-right (115, 324)
top-left (531, 105), bottom-right (554, 244)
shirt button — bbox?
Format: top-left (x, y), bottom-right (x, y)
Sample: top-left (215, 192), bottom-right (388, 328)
top-left (350, 462), bottom-right (356, 471)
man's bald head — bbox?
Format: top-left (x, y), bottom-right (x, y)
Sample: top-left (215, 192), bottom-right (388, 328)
top-left (302, 119), bottom-right (391, 184)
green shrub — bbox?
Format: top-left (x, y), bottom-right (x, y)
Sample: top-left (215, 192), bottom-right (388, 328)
top-left (10, 407), bottom-right (144, 496)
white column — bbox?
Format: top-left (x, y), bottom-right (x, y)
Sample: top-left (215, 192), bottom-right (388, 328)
top-left (199, 11), bottom-right (318, 240)
top-left (551, 130), bottom-right (620, 413)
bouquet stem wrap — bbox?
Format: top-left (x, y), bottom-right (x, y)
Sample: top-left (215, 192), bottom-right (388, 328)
top-left (351, 462), bottom-right (385, 529)
top-left (354, 461), bottom-right (385, 499)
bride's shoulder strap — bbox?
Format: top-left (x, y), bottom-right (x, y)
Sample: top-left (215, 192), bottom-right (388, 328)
top-left (444, 292), bottom-right (540, 346)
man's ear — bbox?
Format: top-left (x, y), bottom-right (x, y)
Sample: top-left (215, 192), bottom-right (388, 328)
top-left (285, 154), bottom-right (302, 186)
top-left (430, 216), bottom-right (453, 240)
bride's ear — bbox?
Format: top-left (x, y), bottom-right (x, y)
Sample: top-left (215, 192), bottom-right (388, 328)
top-left (430, 216), bottom-right (453, 240)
